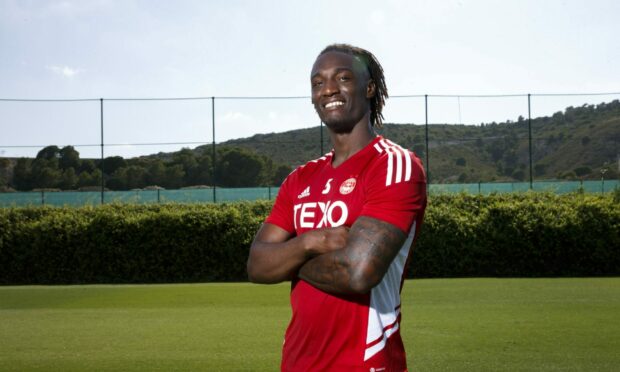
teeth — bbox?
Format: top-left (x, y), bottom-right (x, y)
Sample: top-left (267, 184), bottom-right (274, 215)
top-left (325, 101), bottom-right (344, 109)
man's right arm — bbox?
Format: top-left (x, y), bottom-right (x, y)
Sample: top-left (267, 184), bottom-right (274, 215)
top-left (246, 223), bottom-right (349, 284)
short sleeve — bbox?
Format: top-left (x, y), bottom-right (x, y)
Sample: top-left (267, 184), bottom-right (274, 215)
top-left (360, 147), bottom-right (427, 234)
top-left (265, 170), bottom-right (297, 235)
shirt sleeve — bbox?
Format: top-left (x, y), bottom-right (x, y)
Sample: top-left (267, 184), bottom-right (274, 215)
top-left (265, 170), bottom-right (297, 235)
top-left (360, 147), bottom-right (427, 234)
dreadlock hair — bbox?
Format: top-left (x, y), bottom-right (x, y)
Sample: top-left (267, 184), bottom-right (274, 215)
top-left (318, 43), bottom-right (388, 128)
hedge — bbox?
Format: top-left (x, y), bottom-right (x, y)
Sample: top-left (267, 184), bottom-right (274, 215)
top-left (410, 193), bottom-right (619, 278)
top-left (0, 202), bottom-right (270, 284)
top-left (0, 193), bottom-right (618, 284)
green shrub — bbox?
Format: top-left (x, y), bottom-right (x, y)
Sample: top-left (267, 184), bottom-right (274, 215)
top-left (0, 202), bottom-right (270, 284)
top-left (0, 195), bottom-right (618, 284)
top-left (410, 192), bottom-right (619, 277)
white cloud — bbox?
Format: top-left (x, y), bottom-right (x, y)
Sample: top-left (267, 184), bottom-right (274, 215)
top-left (46, 65), bottom-right (82, 78)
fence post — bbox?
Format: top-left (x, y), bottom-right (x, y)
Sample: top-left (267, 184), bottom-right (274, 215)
top-left (157, 188), bottom-right (161, 203)
top-left (528, 94), bottom-right (533, 190)
top-left (424, 94), bottom-right (430, 191)
top-left (100, 98), bottom-right (105, 205)
top-left (212, 96), bottom-right (216, 203)
top-left (41, 190), bottom-right (45, 206)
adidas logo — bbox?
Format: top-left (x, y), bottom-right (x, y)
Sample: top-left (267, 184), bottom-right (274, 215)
top-left (297, 186), bottom-right (310, 199)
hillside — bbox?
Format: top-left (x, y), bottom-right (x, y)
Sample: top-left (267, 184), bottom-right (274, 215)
top-left (208, 100), bottom-right (620, 182)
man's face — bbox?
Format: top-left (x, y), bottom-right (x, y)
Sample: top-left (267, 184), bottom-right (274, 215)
top-left (310, 51), bottom-right (375, 133)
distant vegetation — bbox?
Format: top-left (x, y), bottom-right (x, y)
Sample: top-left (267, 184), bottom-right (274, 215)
top-left (0, 100), bottom-right (618, 191)
top-left (0, 146), bottom-right (292, 192)
top-left (220, 99), bottom-right (620, 183)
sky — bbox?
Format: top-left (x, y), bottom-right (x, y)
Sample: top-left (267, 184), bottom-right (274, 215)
top-left (1, 0), bottom-right (619, 158)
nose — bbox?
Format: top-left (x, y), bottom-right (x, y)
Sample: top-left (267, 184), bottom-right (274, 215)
top-left (322, 78), bottom-right (339, 97)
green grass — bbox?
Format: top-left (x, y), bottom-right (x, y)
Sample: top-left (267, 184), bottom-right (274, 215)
top-left (1, 278), bottom-right (619, 371)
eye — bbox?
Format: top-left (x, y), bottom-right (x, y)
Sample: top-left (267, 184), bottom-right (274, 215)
top-left (312, 80), bottom-right (323, 88)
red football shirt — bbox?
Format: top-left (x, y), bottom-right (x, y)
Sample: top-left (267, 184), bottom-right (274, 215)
top-left (265, 136), bottom-right (427, 372)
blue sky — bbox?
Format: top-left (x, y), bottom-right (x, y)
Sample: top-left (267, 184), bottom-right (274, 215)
top-left (1, 0), bottom-right (619, 158)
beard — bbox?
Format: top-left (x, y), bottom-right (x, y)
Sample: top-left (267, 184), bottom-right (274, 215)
top-left (318, 106), bottom-right (368, 134)
top-left (322, 117), bottom-right (357, 134)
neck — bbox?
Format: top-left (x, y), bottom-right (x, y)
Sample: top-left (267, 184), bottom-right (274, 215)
top-left (329, 118), bottom-right (375, 168)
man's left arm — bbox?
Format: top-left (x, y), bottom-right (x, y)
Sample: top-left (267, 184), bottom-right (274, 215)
top-left (299, 146), bottom-right (427, 295)
top-left (297, 215), bottom-right (406, 295)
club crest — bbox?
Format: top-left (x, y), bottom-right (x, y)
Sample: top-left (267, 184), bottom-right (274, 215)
top-left (339, 178), bottom-right (357, 195)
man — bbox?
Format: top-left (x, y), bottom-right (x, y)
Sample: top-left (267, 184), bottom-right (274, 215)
top-left (247, 43), bottom-right (427, 371)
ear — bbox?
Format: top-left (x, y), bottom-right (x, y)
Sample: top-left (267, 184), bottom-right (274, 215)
top-left (366, 79), bottom-right (376, 98)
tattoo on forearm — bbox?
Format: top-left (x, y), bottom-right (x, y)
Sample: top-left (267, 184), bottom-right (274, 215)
top-left (298, 216), bottom-right (406, 294)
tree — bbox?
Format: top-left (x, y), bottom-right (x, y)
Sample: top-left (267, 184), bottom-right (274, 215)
top-left (552, 111), bottom-right (564, 124)
top-left (13, 158), bottom-right (33, 190)
top-left (59, 146), bottom-right (81, 170)
top-left (90, 169), bottom-right (103, 187)
top-left (36, 145), bottom-right (60, 160)
top-left (31, 157), bottom-right (61, 189)
top-left (0, 158), bottom-right (10, 189)
top-left (32, 167), bottom-right (61, 189)
top-left (215, 147), bottom-right (267, 187)
top-left (163, 164), bottom-right (185, 189)
top-left (512, 169), bottom-right (525, 181)
top-left (412, 144), bottom-right (425, 158)
top-left (192, 154), bottom-right (213, 185)
top-left (59, 167), bottom-right (78, 189)
top-left (486, 140), bottom-right (505, 162)
top-left (560, 171), bottom-right (577, 180)
top-left (103, 156), bottom-right (126, 176)
top-left (272, 164), bottom-right (292, 186)
top-left (172, 148), bottom-right (198, 186)
top-left (107, 165), bottom-right (148, 190)
top-left (574, 166), bottom-right (592, 177)
top-left (146, 160), bottom-right (167, 186)
top-left (77, 171), bottom-right (94, 188)
top-left (0, 158), bottom-right (10, 172)
top-left (106, 169), bottom-right (125, 190)
top-left (172, 148), bottom-right (197, 168)
top-left (76, 169), bottom-right (102, 189)
top-left (564, 106), bottom-right (576, 122)
top-left (79, 159), bottom-right (97, 173)
top-left (503, 150), bottom-right (518, 171)
top-left (124, 165), bottom-right (148, 189)
top-left (534, 163), bottom-right (547, 177)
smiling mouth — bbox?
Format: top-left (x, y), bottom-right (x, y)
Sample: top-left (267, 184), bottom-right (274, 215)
top-left (324, 101), bottom-right (345, 109)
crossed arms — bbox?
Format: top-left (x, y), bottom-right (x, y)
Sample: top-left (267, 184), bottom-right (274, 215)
top-left (246, 216), bottom-right (406, 295)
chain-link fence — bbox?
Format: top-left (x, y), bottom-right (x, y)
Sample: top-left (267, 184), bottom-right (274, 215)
top-left (1, 92), bottom-right (619, 206)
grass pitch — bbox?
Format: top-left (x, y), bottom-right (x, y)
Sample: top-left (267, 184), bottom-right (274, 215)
top-left (1, 278), bottom-right (619, 371)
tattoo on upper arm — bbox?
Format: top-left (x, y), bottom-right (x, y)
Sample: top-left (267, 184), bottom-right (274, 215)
top-left (348, 216), bottom-right (406, 279)
top-left (298, 216), bottom-right (406, 294)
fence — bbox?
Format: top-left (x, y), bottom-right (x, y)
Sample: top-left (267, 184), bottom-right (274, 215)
top-left (1, 92), bottom-right (619, 205)
top-left (0, 180), bottom-right (617, 207)
top-left (0, 187), bottom-right (278, 207)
